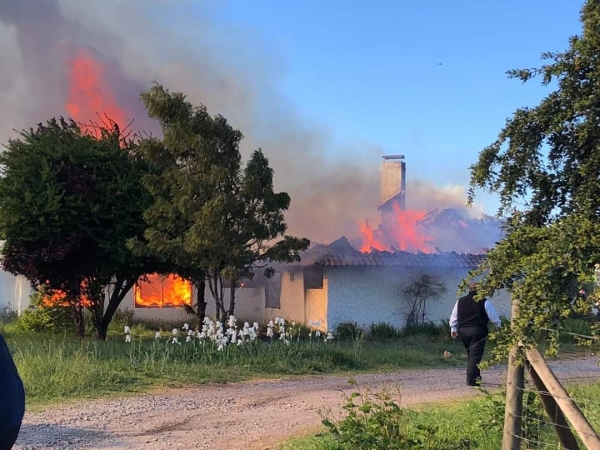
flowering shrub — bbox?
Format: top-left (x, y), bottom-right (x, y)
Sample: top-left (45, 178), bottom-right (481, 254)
top-left (124, 316), bottom-right (335, 350)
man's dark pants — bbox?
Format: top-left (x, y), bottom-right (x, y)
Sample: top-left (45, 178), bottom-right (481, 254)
top-left (458, 326), bottom-right (487, 386)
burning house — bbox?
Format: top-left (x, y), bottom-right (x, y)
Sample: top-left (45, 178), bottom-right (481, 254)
top-left (257, 156), bottom-right (511, 330)
top-left (0, 156), bottom-right (511, 331)
top-left (118, 156), bottom-right (510, 330)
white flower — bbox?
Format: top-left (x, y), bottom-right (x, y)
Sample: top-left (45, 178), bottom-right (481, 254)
top-left (154, 331), bottom-right (161, 340)
top-left (227, 316), bottom-right (236, 328)
top-left (326, 331), bottom-right (334, 341)
top-left (183, 323), bottom-right (190, 331)
top-left (186, 336), bottom-right (192, 342)
top-left (308, 320), bottom-right (314, 327)
top-left (172, 328), bottom-right (179, 336)
top-left (199, 332), bottom-right (206, 339)
top-left (253, 322), bottom-right (259, 330)
top-left (124, 326), bottom-right (131, 334)
top-left (268, 320), bottom-right (274, 328)
top-left (237, 339), bottom-right (243, 346)
top-left (316, 331), bottom-right (321, 338)
top-left (172, 337), bottom-right (179, 344)
top-left (217, 344), bottom-right (224, 351)
top-left (187, 329), bottom-right (194, 336)
top-left (267, 327), bottom-right (273, 338)
top-left (292, 321), bottom-right (296, 327)
top-left (125, 334), bottom-right (131, 343)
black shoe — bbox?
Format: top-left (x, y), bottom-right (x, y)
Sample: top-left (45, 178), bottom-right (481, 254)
top-left (467, 378), bottom-right (482, 387)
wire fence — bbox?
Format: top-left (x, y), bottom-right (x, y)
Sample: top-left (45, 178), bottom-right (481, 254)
top-left (503, 327), bottom-right (600, 449)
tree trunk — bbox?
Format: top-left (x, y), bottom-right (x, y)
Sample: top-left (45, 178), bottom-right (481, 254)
top-left (218, 274), bottom-right (226, 320)
top-left (228, 284), bottom-right (236, 318)
top-left (74, 303), bottom-right (85, 339)
top-left (195, 279), bottom-right (207, 327)
top-left (96, 278), bottom-right (136, 341)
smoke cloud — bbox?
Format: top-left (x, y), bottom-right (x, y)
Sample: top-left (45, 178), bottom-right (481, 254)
top-left (0, 0), bottom-right (485, 245)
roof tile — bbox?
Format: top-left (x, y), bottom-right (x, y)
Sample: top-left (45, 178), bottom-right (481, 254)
top-left (294, 237), bottom-right (486, 269)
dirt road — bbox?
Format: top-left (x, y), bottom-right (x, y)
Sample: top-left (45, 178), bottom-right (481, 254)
top-left (14, 356), bottom-right (600, 450)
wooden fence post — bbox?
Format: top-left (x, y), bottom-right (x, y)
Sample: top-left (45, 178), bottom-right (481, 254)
top-left (502, 299), bottom-right (524, 450)
top-left (526, 348), bottom-right (600, 449)
top-left (526, 361), bottom-right (579, 450)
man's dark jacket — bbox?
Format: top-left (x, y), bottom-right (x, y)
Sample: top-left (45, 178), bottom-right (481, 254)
top-left (0, 333), bottom-right (25, 450)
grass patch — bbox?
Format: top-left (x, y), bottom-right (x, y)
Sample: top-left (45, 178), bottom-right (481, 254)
top-left (282, 382), bottom-right (600, 450)
top-left (2, 327), bottom-right (467, 408)
top-left (3, 316), bottom-right (595, 409)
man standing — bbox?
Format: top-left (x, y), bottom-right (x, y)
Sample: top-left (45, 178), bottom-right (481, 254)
top-left (449, 282), bottom-right (501, 386)
top-left (0, 332), bottom-right (25, 450)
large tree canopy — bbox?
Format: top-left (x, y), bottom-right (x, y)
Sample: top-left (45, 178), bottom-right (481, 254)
top-left (130, 84), bottom-right (309, 322)
top-left (465, 0), bottom-right (600, 361)
top-left (0, 118), bottom-right (158, 339)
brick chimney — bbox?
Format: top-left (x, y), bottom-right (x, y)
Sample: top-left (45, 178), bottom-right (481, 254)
top-left (379, 155), bottom-right (405, 210)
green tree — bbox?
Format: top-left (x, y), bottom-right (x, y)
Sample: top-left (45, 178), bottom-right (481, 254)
top-left (129, 83), bottom-right (243, 324)
top-left (197, 148), bottom-right (310, 320)
top-left (0, 118), bottom-right (158, 339)
top-left (130, 84), bottom-right (309, 323)
top-left (465, 0), bottom-right (600, 362)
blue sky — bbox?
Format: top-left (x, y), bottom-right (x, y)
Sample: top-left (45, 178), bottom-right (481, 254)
top-left (191, 1), bottom-right (583, 214)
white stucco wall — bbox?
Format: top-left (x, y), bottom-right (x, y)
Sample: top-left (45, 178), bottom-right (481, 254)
top-left (325, 266), bottom-right (511, 330)
top-left (0, 273), bottom-right (32, 314)
top-left (264, 268), bottom-right (306, 324)
top-left (305, 283), bottom-right (328, 330)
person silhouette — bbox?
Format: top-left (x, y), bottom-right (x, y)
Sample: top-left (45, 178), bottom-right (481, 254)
top-left (0, 332), bottom-right (25, 450)
top-left (449, 283), bottom-right (501, 386)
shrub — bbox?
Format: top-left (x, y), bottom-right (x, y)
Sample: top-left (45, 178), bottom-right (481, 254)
top-left (368, 322), bottom-right (402, 339)
top-left (335, 322), bottom-right (364, 341)
top-left (0, 306), bottom-right (18, 325)
top-left (15, 287), bottom-right (73, 333)
top-left (320, 380), bottom-right (438, 449)
top-left (401, 320), bottom-right (450, 340)
top-left (316, 382), bottom-right (548, 450)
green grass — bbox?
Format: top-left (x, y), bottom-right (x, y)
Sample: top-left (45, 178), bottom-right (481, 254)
top-left (281, 382), bottom-right (600, 450)
top-left (3, 315), bottom-right (596, 411)
top-left (1, 326), bottom-right (468, 408)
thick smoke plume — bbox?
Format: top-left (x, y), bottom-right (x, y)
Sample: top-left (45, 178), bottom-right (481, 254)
top-left (0, 0), bottom-right (486, 245)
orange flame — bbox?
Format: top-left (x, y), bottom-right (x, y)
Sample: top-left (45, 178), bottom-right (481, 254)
top-left (359, 220), bottom-right (386, 252)
top-left (41, 282), bottom-right (92, 308)
top-left (134, 274), bottom-right (192, 308)
top-left (359, 202), bottom-right (433, 253)
top-left (65, 49), bottom-right (129, 130)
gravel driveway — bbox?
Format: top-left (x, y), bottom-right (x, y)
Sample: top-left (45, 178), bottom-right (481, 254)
top-left (14, 356), bottom-right (600, 450)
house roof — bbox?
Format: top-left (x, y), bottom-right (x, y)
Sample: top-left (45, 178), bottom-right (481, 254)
top-left (289, 237), bottom-right (486, 268)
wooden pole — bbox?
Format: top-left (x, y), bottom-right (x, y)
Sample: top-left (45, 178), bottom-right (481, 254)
top-left (526, 348), bottom-right (600, 449)
top-left (502, 299), bottom-right (524, 450)
top-left (526, 362), bottom-right (579, 450)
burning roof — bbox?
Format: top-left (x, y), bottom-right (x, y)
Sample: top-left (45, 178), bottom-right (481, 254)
top-left (358, 206), bottom-right (503, 255)
top-left (291, 236), bottom-right (486, 268)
